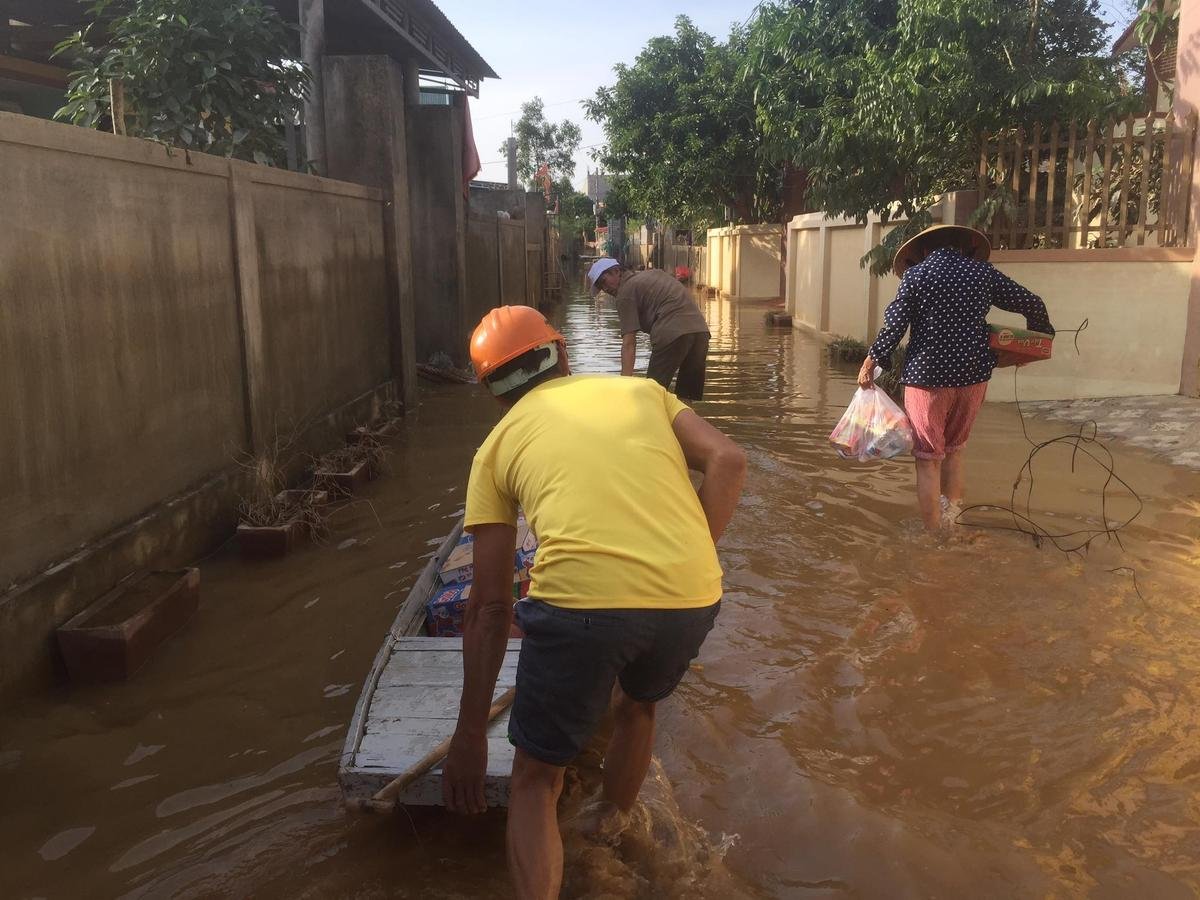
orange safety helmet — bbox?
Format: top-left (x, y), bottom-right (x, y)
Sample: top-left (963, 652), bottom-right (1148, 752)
top-left (470, 305), bottom-right (566, 383)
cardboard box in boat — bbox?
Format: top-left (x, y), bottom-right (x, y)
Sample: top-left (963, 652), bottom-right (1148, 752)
top-left (427, 583), bottom-right (471, 637)
top-left (440, 521), bottom-right (537, 585)
top-left (426, 581), bottom-right (532, 637)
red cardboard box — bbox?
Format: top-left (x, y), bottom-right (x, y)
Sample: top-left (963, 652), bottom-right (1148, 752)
top-left (988, 324), bottom-right (1053, 368)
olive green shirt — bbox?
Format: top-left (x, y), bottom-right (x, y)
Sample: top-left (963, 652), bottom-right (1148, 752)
top-left (614, 270), bottom-right (710, 348)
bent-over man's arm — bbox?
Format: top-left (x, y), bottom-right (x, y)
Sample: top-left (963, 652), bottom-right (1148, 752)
top-left (616, 292), bottom-right (640, 377)
top-left (443, 522), bottom-right (516, 815)
top-left (672, 410), bottom-right (747, 543)
top-left (621, 333), bottom-right (638, 376)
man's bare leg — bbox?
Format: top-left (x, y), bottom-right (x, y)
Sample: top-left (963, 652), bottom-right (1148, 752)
top-left (915, 459), bottom-right (943, 530)
top-left (602, 685), bottom-right (656, 812)
top-left (507, 749), bottom-right (565, 900)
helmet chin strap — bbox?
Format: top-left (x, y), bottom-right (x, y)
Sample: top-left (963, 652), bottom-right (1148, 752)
top-left (486, 343), bottom-right (560, 396)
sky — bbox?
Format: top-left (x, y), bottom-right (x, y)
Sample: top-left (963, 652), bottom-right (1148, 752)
top-left (435, 0), bottom-right (762, 192)
top-left (436, 0), bottom-right (1139, 194)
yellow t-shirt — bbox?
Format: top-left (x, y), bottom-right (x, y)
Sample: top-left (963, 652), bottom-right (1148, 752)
top-left (464, 375), bottom-right (723, 610)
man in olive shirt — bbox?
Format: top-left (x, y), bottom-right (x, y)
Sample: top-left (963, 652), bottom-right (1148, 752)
top-left (587, 258), bottom-right (711, 401)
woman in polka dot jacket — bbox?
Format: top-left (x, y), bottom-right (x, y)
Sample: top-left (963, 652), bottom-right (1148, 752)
top-left (858, 225), bottom-right (1054, 530)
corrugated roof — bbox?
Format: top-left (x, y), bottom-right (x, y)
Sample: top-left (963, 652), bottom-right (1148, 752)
top-left (413, 0), bottom-right (498, 80)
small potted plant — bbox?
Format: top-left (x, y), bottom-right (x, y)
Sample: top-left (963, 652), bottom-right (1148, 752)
top-left (234, 438), bottom-right (330, 559)
top-left (236, 487), bottom-right (330, 559)
top-left (828, 335), bottom-right (870, 365)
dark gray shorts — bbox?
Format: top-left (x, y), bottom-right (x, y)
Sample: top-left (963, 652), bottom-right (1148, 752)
top-left (647, 332), bottom-right (710, 401)
top-left (508, 599), bottom-right (720, 766)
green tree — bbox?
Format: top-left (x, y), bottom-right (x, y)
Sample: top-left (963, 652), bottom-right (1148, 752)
top-left (504, 97), bottom-right (583, 188)
top-left (599, 177), bottom-right (638, 223)
top-left (552, 176), bottom-right (595, 243)
top-left (744, 0), bottom-right (1137, 271)
top-left (585, 16), bottom-right (780, 229)
top-left (55, 0), bottom-right (309, 166)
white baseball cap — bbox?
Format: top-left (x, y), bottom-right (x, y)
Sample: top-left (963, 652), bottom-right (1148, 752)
top-left (587, 258), bottom-right (620, 296)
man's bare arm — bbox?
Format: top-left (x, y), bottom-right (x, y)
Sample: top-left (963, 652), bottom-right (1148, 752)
top-left (671, 410), bottom-right (747, 543)
top-left (624, 336), bottom-right (643, 376)
top-left (621, 333), bottom-right (638, 377)
top-left (442, 522), bottom-right (516, 814)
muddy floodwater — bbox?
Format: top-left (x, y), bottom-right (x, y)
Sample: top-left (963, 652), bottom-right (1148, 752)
top-left (5, 281), bottom-right (1200, 898)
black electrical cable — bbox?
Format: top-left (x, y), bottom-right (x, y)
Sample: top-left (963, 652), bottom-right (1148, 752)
top-left (955, 318), bottom-right (1147, 558)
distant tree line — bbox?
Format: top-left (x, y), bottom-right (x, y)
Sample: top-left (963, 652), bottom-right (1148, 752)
top-left (583, 1), bottom-right (1156, 261)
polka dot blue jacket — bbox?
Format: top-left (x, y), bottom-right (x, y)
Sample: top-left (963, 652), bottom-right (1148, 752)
top-left (868, 248), bottom-right (1055, 387)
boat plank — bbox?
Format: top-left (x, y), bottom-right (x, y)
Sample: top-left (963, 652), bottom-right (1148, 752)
top-left (365, 683), bottom-right (515, 720)
top-left (356, 735), bottom-right (515, 772)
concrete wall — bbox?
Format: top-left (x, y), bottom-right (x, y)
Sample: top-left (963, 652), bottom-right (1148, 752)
top-left (0, 113), bottom-right (398, 697)
top-left (987, 252), bottom-right (1193, 400)
top-left (525, 192), bottom-right (546, 306)
top-left (1, 119), bottom-right (245, 588)
top-left (736, 226), bottom-right (784, 299)
top-left (407, 101), bottom-right (468, 366)
top-left (783, 194), bottom-right (1197, 400)
top-left (705, 225), bottom-right (783, 299)
top-left (498, 219), bottom-right (527, 306)
top-left (323, 54), bottom-right (418, 410)
top-left (252, 181), bottom-right (391, 425)
top-left (466, 211), bottom-right (502, 328)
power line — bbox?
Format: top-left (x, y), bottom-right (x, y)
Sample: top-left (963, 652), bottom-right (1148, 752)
top-left (474, 97), bottom-right (590, 122)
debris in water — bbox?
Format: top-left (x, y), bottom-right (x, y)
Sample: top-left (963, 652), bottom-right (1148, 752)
top-left (39, 827), bottom-right (95, 861)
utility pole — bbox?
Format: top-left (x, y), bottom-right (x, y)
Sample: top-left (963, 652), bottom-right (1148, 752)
top-left (506, 137), bottom-right (518, 190)
top-left (299, 0), bottom-right (326, 174)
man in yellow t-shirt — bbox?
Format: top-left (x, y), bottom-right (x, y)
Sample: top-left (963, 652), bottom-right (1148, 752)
top-left (442, 306), bottom-right (746, 900)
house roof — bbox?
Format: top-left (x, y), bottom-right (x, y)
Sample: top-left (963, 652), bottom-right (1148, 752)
top-left (1112, 19), bottom-right (1140, 56)
top-left (4, 0), bottom-right (496, 95)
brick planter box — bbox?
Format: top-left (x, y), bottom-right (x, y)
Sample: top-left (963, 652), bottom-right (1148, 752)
top-left (57, 568), bottom-right (200, 683)
top-left (237, 520), bottom-right (303, 558)
top-left (237, 490), bottom-right (328, 559)
top-left (318, 459), bottom-right (374, 495)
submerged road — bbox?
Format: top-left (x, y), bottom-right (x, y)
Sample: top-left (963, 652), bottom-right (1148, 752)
top-left (5, 281), bottom-right (1200, 898)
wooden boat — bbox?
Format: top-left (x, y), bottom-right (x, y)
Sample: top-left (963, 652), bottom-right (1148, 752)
top-left (338, 520), bottom-right (520, 808)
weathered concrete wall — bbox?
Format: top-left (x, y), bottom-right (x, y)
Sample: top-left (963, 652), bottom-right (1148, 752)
top-left (469, 186), bottom-right (526, 219)
top-left (0, 113), bottom-right (397, 698)
top-left (407, 102), bottom-right (469, 366)
top-left (323, 54), bottom-right (419, 411)
top-left (252, 181), bottom-right (392, 427)
top-left (525, 193), bottom-right (546, 306)
top-left (466, 212), bottom-right (501, 329)
top-left (784, 194), bottom-right (1196, 401)
top-left (0, 116), bottom-right (246, 592)
top-left (499, 218), bottom-right (527, 306)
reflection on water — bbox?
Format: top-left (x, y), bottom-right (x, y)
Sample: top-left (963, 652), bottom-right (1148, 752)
top-left (4, 280), bottom-right (1200, 898)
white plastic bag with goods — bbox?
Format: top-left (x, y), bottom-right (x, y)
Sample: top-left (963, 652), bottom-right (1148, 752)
top-left (828, 383), bottom-right (914, 462)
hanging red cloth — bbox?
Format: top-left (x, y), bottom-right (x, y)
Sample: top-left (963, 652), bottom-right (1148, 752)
top-left (461, 94), bottom-right (481, 197)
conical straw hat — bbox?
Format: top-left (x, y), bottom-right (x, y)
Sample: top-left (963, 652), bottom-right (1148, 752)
top-left (893, 224), bottom-right (991, 276)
